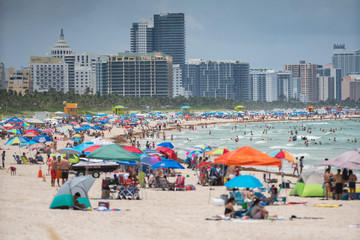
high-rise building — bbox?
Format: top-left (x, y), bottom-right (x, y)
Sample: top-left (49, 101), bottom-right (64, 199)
top-left (332, 44), bottom-right (360, 78)
top-left (131, 13), bottom-right (185, 66)
top-left (50, 29), bottom-right (75, 91)
top-left (317, 64), bottom-right (342, 100)
top-left (284, 61), bottom-right (319, 102)
top-left (130, 20), bottom-right (153, 54)
top-left (318, 76), bottom-right (334, 101)
top-left (74, 52), bottom-right (99, 94)
top-left (182, 59), bottom-right (250, 100)
top-left (342, 75), bottom-right (360, 101)
top-left (172, 64), bottom-right (185, 97)
top-left (7, 68), bottom-right (31, 94)
top-left (277, 71), bottom-right (294, 101)
top-left (0, 63), bottom-right (6, 89)
top-left (251, 69), bottom-right (277, 102)
top-left (30, 56), bottom-right (69, 92)
top-left (96, 52), bottom-right (173, 96)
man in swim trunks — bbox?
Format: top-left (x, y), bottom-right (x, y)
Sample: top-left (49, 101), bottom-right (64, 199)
top-left (59, 157), bottom-right (70, 185)
top-left (348, 170), bottom-right (357, 200)
top-left (50, 156), bottom-right (58, 187)
top-left (334, 169), bottom-right (343, 200)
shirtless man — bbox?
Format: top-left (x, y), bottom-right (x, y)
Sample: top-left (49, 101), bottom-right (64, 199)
top-left (348, 170), bottom-right (358, 200)
top-left (227, 166), bottom-right (236, 181)
top-left (334, 169), bottom-right (344, 200)
top-left (51, 156), bottom-right (59, 187)
top-left (324, 169), bottom-right (332, 200)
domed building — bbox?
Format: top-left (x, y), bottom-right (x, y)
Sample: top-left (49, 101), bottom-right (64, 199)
top-left (50, 29), bottom-right (73, 58)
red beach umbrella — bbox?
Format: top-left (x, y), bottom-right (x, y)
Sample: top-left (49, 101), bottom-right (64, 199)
top-left (123, 146), bottom-right (143, 154)
top-left (155, 147), bottom-right (177, 160)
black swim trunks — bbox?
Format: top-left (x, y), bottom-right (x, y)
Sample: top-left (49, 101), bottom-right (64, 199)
top-left (335, 183), bottom-right (343, 194)
top-left (61, 170), bottom-right (69, 179)
top-left (349, 182), bottom-right (356, 189)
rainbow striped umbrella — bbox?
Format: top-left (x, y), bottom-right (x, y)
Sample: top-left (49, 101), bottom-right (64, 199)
top-left (269, 150), bottom-right (297, 163)
top-left (5, 137), bottom-right (30, 145)
top-left (206, 148), bottom-right (231, 156)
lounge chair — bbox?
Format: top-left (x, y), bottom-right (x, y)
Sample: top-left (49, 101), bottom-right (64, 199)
top-left (230, 190), bottom-right (245, 206)
top-left (154, 177), bottom-right (173, 191)
top-left (174, 175), bottom-right (186, 191)
top-left (118, 175), bottom-right (140, 200)
top-left (13, 155), bottom-right (21, 164)
top-left (263, 173), bottom-right (278, 184)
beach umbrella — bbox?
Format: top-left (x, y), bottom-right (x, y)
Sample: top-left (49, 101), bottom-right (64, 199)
top-left (116, 161), bottom-right (137, 166)
top-left (83, 145), bottom-right (102, 154)
top-left (225, 175), bottom-right (264, 188)
top-left (92, 126), bottom-right (102, 130)
top-left (187, 150), bottom-right (202, 156)
top-left (57, 148), bottom-right (80, 155)
top-left (140, 154), bottom-right (162, 166)
top-left (214, 146), bottom-right (282, 166)
top-left (123, 146), bottom-right (143, 154)
top-left (143, 148), bottom-right (160, 154)
top-left (25, 129), bottom-right (40, 134)
top-left (29, 143), bottom-right (46, 150)
top-left (88, 138), bottom-right (112, 146)
top-left (152, 159), bottom-right (184, 169)
top-left (42, 129), bottom-right (54, 133)
top-left (33, 135), bottom-right (52, 143)
top-left (269, 150), bottom-right (296, 163)
top-left (70, 121), bottom-right (78, 125)
top-left (72, 134), bottom-right (81, 138)
top-left (87, 144), bottom-right (140, 162)
top-left (157, 142), bottom-right (174, 149)
top-left (23, 132), bottom-right (39, 137)
top-left (206, 148), bottom-right (231, 156)
top-left (155, 147), bottom-right (177, 160)
top-left (50, 176), bottom-right (95, 209)
top-left (8, 129), bottom-right (23, 135)
top-left (71, 142), bottom-right (96, 153)
top-left (316, 149), bottom-right (360, 169)
top-left (74, 127), bottom-right (85, 132)
top-left (196, 161), bottom-right (212, 169)
top-left (20, 140), bottom-right (37, 147)
top-left (5, 137), bottom-right (30, 145)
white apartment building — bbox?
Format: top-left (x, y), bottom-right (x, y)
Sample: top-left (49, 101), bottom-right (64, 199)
top-left (251, 69), bottom-right (278, 102)
top-left (172, 64), bottom-right (185, 97)
top-left (74, 52), bottom-right (98, 94)
top-left (31, 62), bottom-right (69, 92)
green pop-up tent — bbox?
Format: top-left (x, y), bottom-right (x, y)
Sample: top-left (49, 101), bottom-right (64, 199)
top-left (50, 176), bottom-right (95, 209)
top-left (290, 171), bottom-right (325, 197)
top-left (87, 144), bottom-right (140, 162)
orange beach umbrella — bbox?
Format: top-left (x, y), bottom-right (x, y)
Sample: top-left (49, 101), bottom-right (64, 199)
top-left (214, 146), bottom-right (282, 167)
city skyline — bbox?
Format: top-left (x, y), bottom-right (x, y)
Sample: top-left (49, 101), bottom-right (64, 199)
top-left (1, 0), bottom-right (359, 70)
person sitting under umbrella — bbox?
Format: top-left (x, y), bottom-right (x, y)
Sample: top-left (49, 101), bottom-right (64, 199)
top-left (249, 199), bottom-right (268, 219)
top-left (209, 164), bottom-right (223, 185)
top-left (73, 192), bottom-right (86, 210)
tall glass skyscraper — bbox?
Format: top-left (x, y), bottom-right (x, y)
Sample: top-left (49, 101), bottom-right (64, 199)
top-left (332, 44), bottom-right (360, 78)
top-left (131, 13), bottom-right (185, 66)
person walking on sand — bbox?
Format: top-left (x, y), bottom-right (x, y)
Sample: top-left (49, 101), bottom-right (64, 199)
top-left (59, 157), bottom-right (71, 185)
top-left (1, 151), bottom-right (5, 169)
top-left (50, 156), bottom-right (59, 187)
top-left (292, 158), bottom-right (299, 176)
top-left (299, 156), bottom-right (304, 174)
top-left (348, 170), bottom-right (357, 200)
top-left (324, 168), bottom-right (332, 200)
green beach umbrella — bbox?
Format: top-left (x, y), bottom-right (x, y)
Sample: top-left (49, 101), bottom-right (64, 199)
top-left (87, 144), bottom-right (140, 162)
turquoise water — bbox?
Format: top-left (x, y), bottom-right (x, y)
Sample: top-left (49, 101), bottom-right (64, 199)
top-left (165, 118), bottom-right (360, 174)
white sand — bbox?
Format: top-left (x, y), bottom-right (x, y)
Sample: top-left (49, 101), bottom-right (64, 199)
top-left (1, 116), bottom-right (360, 240)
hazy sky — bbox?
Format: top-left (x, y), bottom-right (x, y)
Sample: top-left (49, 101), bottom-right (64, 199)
top-left (0, 0), bottom-right (359, 70)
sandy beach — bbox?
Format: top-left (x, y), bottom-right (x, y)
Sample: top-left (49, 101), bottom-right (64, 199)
top-left (1, 115), bottom-right (360, 240)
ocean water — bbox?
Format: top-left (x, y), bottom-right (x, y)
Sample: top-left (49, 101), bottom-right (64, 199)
top-left (165, 118), bottom-right (360, 174)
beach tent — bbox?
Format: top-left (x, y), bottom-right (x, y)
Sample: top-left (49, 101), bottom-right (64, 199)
top-left (87, 144), bottom-right (140, 162)
top-left (289, 171), bottom-right (325, 197)
top-left (50, 176), bottom-right (95, 209)
top-left (214, 146), bottom-right (281, 166)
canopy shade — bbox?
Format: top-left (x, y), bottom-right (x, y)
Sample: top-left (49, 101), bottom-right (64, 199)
top-left (214, 146), bottom-right (282, 166)
top-left (87, 144), bottom-right (140, 162)
top-left (152, 160), bottom-right (184, 169)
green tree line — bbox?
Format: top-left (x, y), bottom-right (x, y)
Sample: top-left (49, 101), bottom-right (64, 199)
top-left (0, 89), bottom-right (358, 116)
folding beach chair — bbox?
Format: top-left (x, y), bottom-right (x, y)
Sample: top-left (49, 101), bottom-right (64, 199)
top-left (174, 175), bottom-right (186, 191)
top-left (154, 177), bottom-right (173, 191)
top-left (118, 175), bottom-right (140, 200)
top-left (13, 155), bottom-right (21, 164)
top-left (230, 190), bottom-right (244, 206)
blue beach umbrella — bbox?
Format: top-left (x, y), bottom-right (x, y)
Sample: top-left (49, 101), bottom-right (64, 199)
top-left (152, 160), bottom-right (184, 169)
top-left (157, 142), bottom-right (174, 149)
top-left (33, 135), bottom-right (52, 143)
top-left (224, 175), bottom-right (263, 189)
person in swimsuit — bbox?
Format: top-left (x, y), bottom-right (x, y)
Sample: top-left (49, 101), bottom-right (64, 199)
top-left (249, 199), bottom-right (268, 219)
top-left (348, 170), bottom-right (357, 200)
top-left (334, 169), bottom-right (344, 200)
top-left (224, 197), bottom-right (236, 217)
top-left (324, 168), bottom-right (332, 200)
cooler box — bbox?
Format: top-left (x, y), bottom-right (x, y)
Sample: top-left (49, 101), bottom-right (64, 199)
top-left (98, 201), bottom-right (110, 209)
